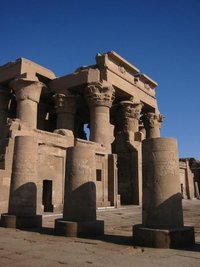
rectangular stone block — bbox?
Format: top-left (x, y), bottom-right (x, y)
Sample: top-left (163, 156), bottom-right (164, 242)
top-left (133, 224), bottom-right (195, 248)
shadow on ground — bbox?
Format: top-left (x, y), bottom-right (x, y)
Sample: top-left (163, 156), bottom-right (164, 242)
top-left (20, 225), bottom-right (200, 252)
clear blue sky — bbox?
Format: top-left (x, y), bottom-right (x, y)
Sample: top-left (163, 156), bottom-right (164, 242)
top-left (1, 0), bottom-right (200, 158)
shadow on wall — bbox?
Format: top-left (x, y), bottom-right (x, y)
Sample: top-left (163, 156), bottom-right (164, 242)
top-left (63, 181), bottom-right (97, 222)
top-left (142, 192), bottom-right (184, 229)
top-left (117, 146), bottom-right (139, 205)
top-left (8, 182), bottom-right (37, 216)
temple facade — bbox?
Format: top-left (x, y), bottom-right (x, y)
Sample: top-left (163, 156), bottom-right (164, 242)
top-left (0, 51), bottom-right (198, 215)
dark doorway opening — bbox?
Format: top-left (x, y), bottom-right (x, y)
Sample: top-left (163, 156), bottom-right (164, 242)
top-left (42, 180), bottom-right (53, 212)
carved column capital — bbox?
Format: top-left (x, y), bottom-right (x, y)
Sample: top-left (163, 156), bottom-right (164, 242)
top-left (8, 79), bottom-right (46, 128)
top-left (85, 82), bottom-right (115, 108)
top-left (9, 78), bottom-right (46, 104)
top-left (54, 92), bottom-right (79, 114)
top-left (142, 112), bottom-right (164, 138)
top-left (113, 101), bottom-right (143, 132)
top-left (120, 101), bottom-right (143, 121)
top-left (142, 112), bottom-right (164, 129)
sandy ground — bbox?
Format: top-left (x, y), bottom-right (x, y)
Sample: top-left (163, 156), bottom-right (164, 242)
top-left (0, 199), bottom-right (200, 267)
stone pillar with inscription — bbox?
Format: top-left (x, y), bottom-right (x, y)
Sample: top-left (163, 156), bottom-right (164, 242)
top-left (85, 82), bottom-right (115, 153)
top-left (112, 101), bottom-right (143, 205)
top-left (0, 86), bottom-right (12, 138)
top-left (55, 140), bottom-right (104, 237)
top-left (9, 78), bottom-right (45, 128)
top-left (142, 112), bottom-right (163, 138)
top-left (133, 138), bottom-right (195, 248)
top-left (54, 92), bottom-right (78, 132)
top-left (0, 136), bottom-right (42, 229)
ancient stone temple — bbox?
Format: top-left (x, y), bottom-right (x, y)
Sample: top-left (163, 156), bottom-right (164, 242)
top-left (0, 51), bottom-right (162, 218)
top-left (179, 158), bottom-right (200, 199)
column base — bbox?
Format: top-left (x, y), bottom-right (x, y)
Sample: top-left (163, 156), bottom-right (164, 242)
top-left (54, 219), bottom-right (104, 237)
top-left (0, 214), bottom-right (42, 229)
top-left (133, 224), bottom-right (195, 248)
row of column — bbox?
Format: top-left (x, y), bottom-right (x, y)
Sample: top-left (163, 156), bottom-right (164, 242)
top-left (0, 78), bottom-right (195, 247)
top-left (0, 79), bottom-right (163, 146)
top-left (53, 82), bottom-right (164, 153)
top-left (113, 101), bottom-right (163, 140)
top-left (54, 82), bottom-right (115, 152)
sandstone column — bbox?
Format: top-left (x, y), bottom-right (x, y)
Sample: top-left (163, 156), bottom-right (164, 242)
top-left (85, 82), bottom-right (115, 153)
top-left (112, 101), bottom-right (143, 205)
top-left (0, 136), bottom-right (42, 228)
top-left (0, 86), bottom-right (12, 138)
top-left (120, 101), bottom-right (142, 134)
top-left (54, 92), bottom-right (78, 132)
top-left (142, 112), bottom-right (163, 138)
top-left (133, 138), bottom-right (195, 248)
top-left (9, 78), bottom-right (45, 128)
top-left (55, 140), bottom-right (104, 237)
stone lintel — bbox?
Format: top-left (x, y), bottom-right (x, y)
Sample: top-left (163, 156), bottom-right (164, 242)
top-left (96, 51), bottom-right (158, 90)
top-left (96, 51), bottom-right (140, 75)
top-left (0, 58), bottom-right (55, 84)
top-left (49, 68), bottom-right (100, 93)
top-left (140, 73), bottom-right (158, 89)
top-left (133, 224), bottom-right (195, 248)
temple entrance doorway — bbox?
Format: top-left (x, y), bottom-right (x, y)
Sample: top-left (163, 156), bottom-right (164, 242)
top-left (42, 180), bottom-right (53, 212)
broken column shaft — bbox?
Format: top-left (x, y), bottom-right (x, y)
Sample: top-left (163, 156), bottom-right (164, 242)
top-left (133, 137), bottom-right (195, 248)
top-left (0, 136), bottom-right (42, 228)
top-left (55, 140), bottom-right (104, 237)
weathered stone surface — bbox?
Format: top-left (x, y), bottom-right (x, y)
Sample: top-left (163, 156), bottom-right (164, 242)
top-left (142, 112), bottom-right (164, 138)
top-left (111, 101), bottom-right (143, 205)
top-left (54, 92), bottom-right (79, 131)
top-left (9, 79), bottom-right (46, 128)
top-left (85, 82), bottom-right (115, 153)
top-left (0, 52), bottom-right (197, 234)
top-left (55, 139), bottom-right (104, 237)
top-left (0, 136), bottom-right (42, 228)
top-left (133, 138), bottom-right (195, 248)
top-left (0, 58), bottom-right (55, 83)
top-left (133, 224), bottom-right (195, 248)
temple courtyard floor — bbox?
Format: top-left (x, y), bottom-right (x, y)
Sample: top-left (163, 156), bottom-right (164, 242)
top-left (0, 199), bottom-right (200, 267)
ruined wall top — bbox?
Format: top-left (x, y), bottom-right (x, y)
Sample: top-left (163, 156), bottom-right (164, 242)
top-left (96, 51), bottom-right (158, 90)
top-left (0, 52), bottom-right (159, 113)
top-left (49, 51), bottom-right (159, 112)
top-left (0, 58), bottom-right (56, 84)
